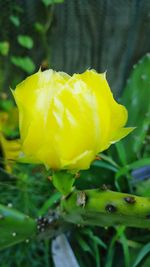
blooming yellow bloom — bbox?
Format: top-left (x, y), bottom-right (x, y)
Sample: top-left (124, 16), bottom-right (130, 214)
top-left (12, 69), bottom-right (134, 170)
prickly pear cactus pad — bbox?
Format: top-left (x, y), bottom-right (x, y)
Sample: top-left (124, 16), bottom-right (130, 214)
top-left (61, 189), bottom-right (150, 228)
top-left (0, 204), bottom-right (36, 250)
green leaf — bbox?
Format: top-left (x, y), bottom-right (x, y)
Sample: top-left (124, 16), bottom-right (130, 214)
top-left (129, 158), bottom-right (150, 170)
top-left (11, 56), bottom-right (35, 74)
top-left (121, 53), bottom-right (150, 162)
top-left (52, 171), bottom-right (75, 196)
top-left (115, 142), bottom-right (127, 166)
top-left (92, 160), bottom-right (118, 172)
top-left (0, 204), bottom-right (36, 250)
top-left (99, 153), bottom-right (119, 168)
top-left (120, 233), bottom-right (130, 267)
top-left (136, 179), bottom-right (150, 197)
top-left (42, 0), bottom-right (64, 6)
top-left (17, 35), bottom-right (33, 49)
top-left (9, 15), bottom-right (20, 27)
top-left (132, 242), bottom-right (150, 267)
top-left (82, 228), bottom-right (107, 249)
top-left (0, 42), bottom-right (9, 56)
top-left (77, 235), bottom-right (92, 254)
top-left (104, 226), bottom-right (125, 267)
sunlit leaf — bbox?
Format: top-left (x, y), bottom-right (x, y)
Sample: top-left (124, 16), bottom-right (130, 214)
top-left (9, 15), bottom-right (20, 27)
top-left (0, 42), bottom-right (9, 56)
top-left (11, 56), bottom-right (35, 74)
top-left (42, 0), bottom-right (64, 6)
top-left (17, 35), bottom-right (33, 49)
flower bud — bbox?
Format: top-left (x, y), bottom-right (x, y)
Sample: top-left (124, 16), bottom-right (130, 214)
top-left (13, 69), bottom-right (134, 170)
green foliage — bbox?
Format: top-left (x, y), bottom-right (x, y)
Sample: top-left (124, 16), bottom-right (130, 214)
top-left (11, 56), bottom-right (35, 74)
top-left (17, 35), bottom-right (34, 49)
top-left (0, 0), bottom-right (60, 90)
top-left (0, 42), bottom-right (9, 56)
top-left (132, 243), bottom-right (150, 267)
top-left (135, 179), bottom-right (150, 197)
top-left (42, 0), bottom-right (64, 6)
top-left (0, 204), bottom-right (36, 250)
top-left (9, 15), bottom-right (20, 27)
top-left (121, 53), bottom-right (150, 162)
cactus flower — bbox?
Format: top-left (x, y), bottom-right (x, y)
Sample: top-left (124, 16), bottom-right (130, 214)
top-left (12, 69), bottom-right (134, 170)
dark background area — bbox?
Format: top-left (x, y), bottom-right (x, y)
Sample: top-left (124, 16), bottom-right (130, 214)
top-left (1, 0), bottom-right (150, 96)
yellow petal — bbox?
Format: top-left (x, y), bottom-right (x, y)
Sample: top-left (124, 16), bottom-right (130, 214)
top-left (110, 127), bottom-right (136, 144)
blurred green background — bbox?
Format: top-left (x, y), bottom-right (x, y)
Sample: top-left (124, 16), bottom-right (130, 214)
top-left (0, 0), bottom-right (150, 267)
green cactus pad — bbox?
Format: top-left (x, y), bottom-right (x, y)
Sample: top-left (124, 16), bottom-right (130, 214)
top-left (61, 189), bottom-right (150, 228)
top-left (0, 204), bottom-right (36, 250)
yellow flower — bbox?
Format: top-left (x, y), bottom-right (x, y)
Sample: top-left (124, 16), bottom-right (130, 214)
top-left (12, 69), bottom-right (134, 170)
